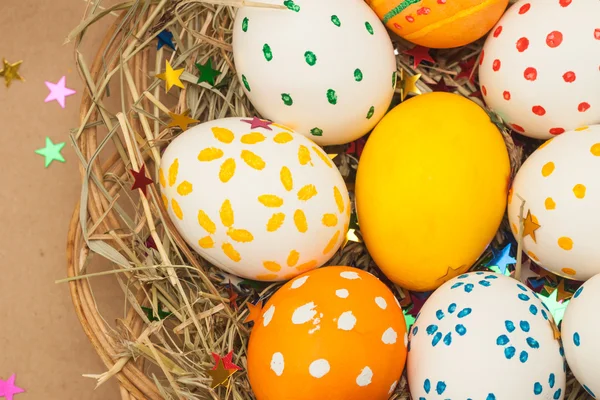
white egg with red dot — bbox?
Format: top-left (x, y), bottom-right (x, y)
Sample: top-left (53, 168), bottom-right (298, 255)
top-left (562, 274), bottom-right (600, 399)
top-left (507, 126), bottom-right (600, 281)
top-left (479, 0), bottom-right (600, 139)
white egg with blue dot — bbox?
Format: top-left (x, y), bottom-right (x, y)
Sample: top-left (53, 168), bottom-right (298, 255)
top-left (561, 274), bottom-right (600, 399)
top-left (407, 272), bottom-right (566, 400)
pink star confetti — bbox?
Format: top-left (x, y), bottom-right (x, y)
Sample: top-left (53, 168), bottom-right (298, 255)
top-left (241, 116), bottom-right (273, 130)
top-left (44, 76), bottom-right (76, 108)
top-left (0, 374), bottom-right (25, 400)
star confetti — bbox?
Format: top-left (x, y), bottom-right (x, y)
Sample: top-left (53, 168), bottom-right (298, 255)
top-left (141, 305), bottom-right (172, 322)
top-left (211, 351), bottom-right (243, 371)
top-left (540, 286), bottom-right (569, 325)
top-left (241, 116), bottom-right (273, 130)
top-left (403, 45), bottom-right (435, 69)
top-left (346, 137), bottom-right (367, 158)
top-left (436, 264), bottom-right (465, 283)
top-left (156, 30), bottom-right (176, 51)
top-left (168, 110), bottom-right (199, 131)
top-left (35, 137), bottom-right (65, 167)
top-left (130, 165), bottom-right (154, 196)
top-left (44, 76), bottom-right (76, 108)
top-left (156, 60), bottom-right (184, 92)
top-left (428, 77), bottom-right (457, 93)
top-left (206, 359), bottom-right (236, 389)
top-left (469, 89), bottom-right (484, 102)
top-left (226, 281), bottom-right (239, 311)
top-left (522, 209), bottom-right (541, 243)
top-left (456, 57), bottom-right (477, 83)
top-left (403, 309), bottom-right (416, 330)
top-left (0, 374), bottom-right (25, 400)
top-left (399, 69), bottom-right (422, 102)
top-left (195, 58), bottom-right (221, 86)
top-left (407, 291), bottom-right (431, 318)
top-left (0, 59), bottom-right (24, 88)
top-left (244, 300), bottom-right (264, 323)
top-left (486, 243), bottom-right (516, 276)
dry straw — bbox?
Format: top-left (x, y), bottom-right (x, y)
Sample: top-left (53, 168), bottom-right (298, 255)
top-left (62, 0), bottom-right (591, 398)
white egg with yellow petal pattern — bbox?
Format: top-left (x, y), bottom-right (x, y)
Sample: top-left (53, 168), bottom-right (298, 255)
top-left (508, 125), bottom-right (600, 281)
top-left (159, 117), bottom-right (350, 281)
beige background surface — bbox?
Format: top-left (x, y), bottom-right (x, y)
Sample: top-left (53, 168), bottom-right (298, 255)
top-left (0, 0), bottom-right (121, 398)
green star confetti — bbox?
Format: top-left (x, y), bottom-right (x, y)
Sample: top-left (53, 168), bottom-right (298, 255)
top-left (35, 137), bottom-right (65, 167)
top-left (195, 58), bottom-right (221, 86)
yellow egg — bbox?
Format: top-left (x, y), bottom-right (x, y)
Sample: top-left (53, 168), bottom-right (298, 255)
top-left (356, 92), bottom-right (510, 291)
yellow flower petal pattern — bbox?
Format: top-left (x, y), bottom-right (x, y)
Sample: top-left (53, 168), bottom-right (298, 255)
top-left (228, 228), bottom-right (254, 243)
top-left (198, 147), bottom-right (224, 162)
top-left (220, 199), bottom-right (234, 227)
top-left (172, 198), bottom-right (183, 220)
top-left (219, 158), bottom-right (236, 183)
top-left (267, 213), bottom-right (286, 232)
top-left (241, 150), bottom-right (266, 170)
top-left (287, 250), bottom-right (299, 267)
top-left (241, 132), bottom-right (266, 144)
top-left (274, 132), bottom-right (293, 144)
top-left (259, 195), bottom-right (284, 208)
top-left (168, 158), bottom-right (179, 186)
top-left (222, 243), bottom-right (241, 262)
top-left (212, 127), bottom-right (235, 143)
top-left (322, 213), bottom-right (338, 227)
top-left (177, 181), bottom-right (193, 196)
top-left (198, 210), bottom-right (217, 234)
top-left (158, 168), bottom-right (166, 187)
top-left (312, 146), bottom-right (333, 168)
top-left (198, 236), bottom-right (214, 249)
top-left (161, 194), bottom-right (168, 209)
top-left (280, 166), bottom-right (293, 192)
top-left (294, 209), bottom-right (308, 233)
top-left (323, 230), bottom-right (341, 254)
top-left (263, 261), bottom-right (282, 272)
top-left (256, 273), bottom-right (278, 280)
top-left (297, 184), bottom-right (317, 201)
top-left (334, 186), bottom-right (345, 213)
top-left (298, 145), bottom-right (312, 166)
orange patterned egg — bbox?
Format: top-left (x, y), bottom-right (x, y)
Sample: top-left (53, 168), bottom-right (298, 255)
top-left (247, 266), bottom-right (407, 400)
top-left (366, 0), bottom-right (509, 48)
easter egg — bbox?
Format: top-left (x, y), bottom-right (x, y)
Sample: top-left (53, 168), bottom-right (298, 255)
top-left (507, 126), bottom-right (600, 281)
top-left (159, 118), bottom-right (350, 281)
top-left (247, 266), bottom-right (407, 400)
top-left (355, 92), bottom-right (510, 292)
top-left (561, 274), bottom-right (600, 399)
top-left (232, 0), bottom-right (396, 146)
top-left (479, 0), bottom-right (600, 139)
top-left (408, 272), bottom-right (566, 399)
top-left (366, 0), bottom-right (509, 49)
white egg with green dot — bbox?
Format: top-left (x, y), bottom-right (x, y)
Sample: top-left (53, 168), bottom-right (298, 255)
top-left (407, 272), bottom-right (566, 400)
top-left (562, 274), bottom-right (600, 399)
top-left (232, 0), bottom-right (396, 146)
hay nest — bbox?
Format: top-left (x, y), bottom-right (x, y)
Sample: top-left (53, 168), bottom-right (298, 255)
top-left (64, 0), bottom-right (592, 399)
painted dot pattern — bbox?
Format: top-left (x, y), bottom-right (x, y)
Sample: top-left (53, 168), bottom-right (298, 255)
top-left (479, 0), bottom-right (600, 139)
top-left (247, 267), bottom-right (407, 399)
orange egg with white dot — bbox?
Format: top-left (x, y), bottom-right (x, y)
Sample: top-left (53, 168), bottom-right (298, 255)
top-left (159, 117), bottom-right (350, 281)
top-left (366, 0), bottom-right (508, 48)
top-left (508, 125), bottom-right (600, 281)
top-left (247, 266), bottom-right (407, 400)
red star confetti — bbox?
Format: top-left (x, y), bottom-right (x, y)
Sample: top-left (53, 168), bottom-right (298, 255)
top-left (244, 300), bottom-right (264, 323)
top-left (429, 78), bottom-right (457, 93)
top-left (241, 116), bottom-right (273, 130)
top-left (130, 165), bottom-right (154, 196)
top-left (211, 351), bottom-right (243, 371)
top-left (456, 57), bottom-right (477, 83)
top-left (346, 137), bottom-right (367, 158)
top-left (0, 374), bottom-right (25, 400)
top-left (403, 45), bottom-right (435, 69)
top-left (407, 291), bottom-right (430, 317)
top-left (226, 281), bottom-right (239, 311)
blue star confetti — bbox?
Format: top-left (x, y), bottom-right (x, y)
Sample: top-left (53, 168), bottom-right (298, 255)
top-left (157, 30), bottom-right (176, 51)
top-left (486, 243), bottom-right (516, 276)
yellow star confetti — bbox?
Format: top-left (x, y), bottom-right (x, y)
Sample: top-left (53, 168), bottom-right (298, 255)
top-left (168, 110), bottom-right (199, 131)
top-left (399, 68), bottom-right (421, 101)
top-left (0, 58), bottom-right (25, 88)
top-left (206, 359), bottom-right (236, 389)
top-left (522, 209), bottom-right (541, 243)
top-left (156, 60), bottom-right (184, 92)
